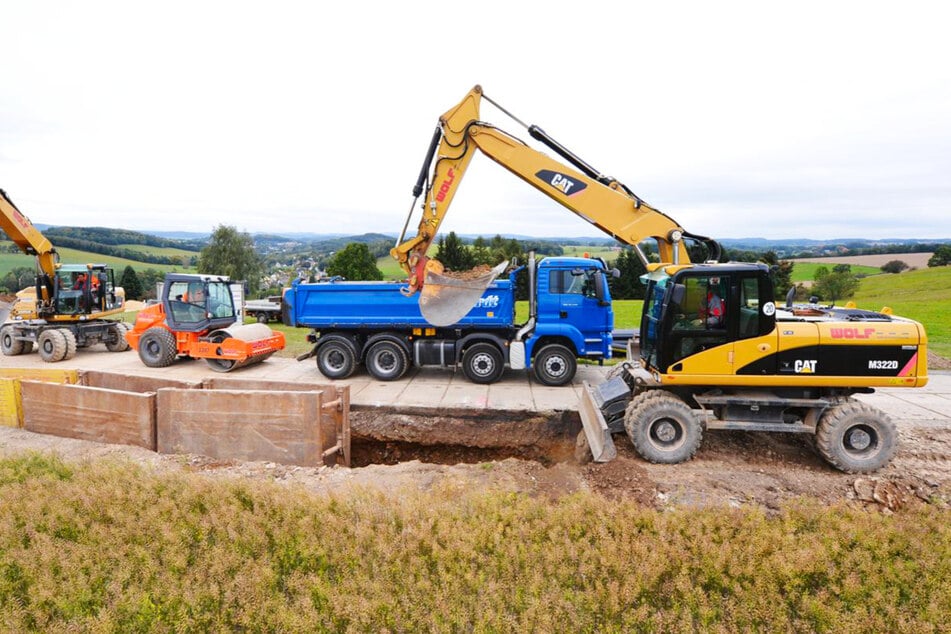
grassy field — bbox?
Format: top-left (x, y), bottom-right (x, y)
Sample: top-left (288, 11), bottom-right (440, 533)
top-left (789, 261), bottom-right (881, 283)
top-left (851, 266), bottom-right (951, 357)
top-left (1, 242), bottom-right (194, 278)
top-left (0, 454), bottom-right (948, 631)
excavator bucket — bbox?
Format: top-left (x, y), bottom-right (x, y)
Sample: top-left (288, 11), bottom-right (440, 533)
top-left (578, 380), bottom-right (618, 462)
top-left (419, 260), bottom-right (509, 327)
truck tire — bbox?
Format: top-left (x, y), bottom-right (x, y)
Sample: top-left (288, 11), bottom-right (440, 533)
top-left (61, 328), bottom-right (78, 360)
top-left (0, 326), bottom-right (27, 356)
top-left (462, 342), bottom-right (504, 384)
top-left (816, 400), bottom-right (897, 473)
top-left (256, 312), bottom-right (269, 324)
top-left (365, 340), bottom-right (409, 381)
top-left (105, 322), bottom-right (131, 352)
top-left (316, 336), bottom-right (358, 379)
top-left (533, 343), bottom-right (577, 386)
top-left (137, 327), bottom-right (177, 368)
top-left (37, 329), bottom-right (68, 363)
top-left (624, 390), bottom-right (702, 464)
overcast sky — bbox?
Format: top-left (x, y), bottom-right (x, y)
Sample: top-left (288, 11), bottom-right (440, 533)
top-left (3, 1), bottom-right (949, 242)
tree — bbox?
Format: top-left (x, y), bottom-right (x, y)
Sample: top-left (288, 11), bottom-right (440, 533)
top-left (928, 245), bottom-right (951, 267)
top-left (326, 243), bottom-right (383, 280)
top-left (198, 225), bottom-right (265, 295)
top-left (138, 268), bottom-right (167, 300)
top-left (880, 260), bottom-right (909, 274)
top-left (435, 232), bottom-right (474, 271)
top-left (813, 264), bottom-right (859, 304)
top-left (760, 251), bottom-right (794, 300)
top-left (609, 248), bottom-right (647, 300)
top-left (118, 266), bottom-right (144, 300)
top-left (1, 266), bottom-right (34, 293)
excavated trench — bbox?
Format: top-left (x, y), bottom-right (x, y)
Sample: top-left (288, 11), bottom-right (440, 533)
top-left (347, 406), bottom-right (582, 468)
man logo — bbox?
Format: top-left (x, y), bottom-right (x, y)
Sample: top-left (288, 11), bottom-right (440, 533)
top-left (535, 170), bottom-right (587, 197)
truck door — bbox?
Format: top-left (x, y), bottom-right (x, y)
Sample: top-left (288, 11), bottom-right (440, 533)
top-left (546, 266), bottom-right (613, 357)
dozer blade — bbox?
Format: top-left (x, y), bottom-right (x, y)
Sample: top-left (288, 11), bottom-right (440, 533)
top-left (578, 380), bottom-right (618, 462)
top-left (419, 260), bottom-right (509, 327)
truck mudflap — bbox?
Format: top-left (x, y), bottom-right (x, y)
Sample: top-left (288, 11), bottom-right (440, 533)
top-left (578, 380), bottom-right (618, 462)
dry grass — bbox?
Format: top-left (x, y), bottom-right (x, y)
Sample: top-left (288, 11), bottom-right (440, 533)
top-left (3, 454), bottom-right (948, 631)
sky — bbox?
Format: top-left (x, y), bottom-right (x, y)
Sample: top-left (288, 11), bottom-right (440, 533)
top-left (2, 1), bottom-right (949, 242)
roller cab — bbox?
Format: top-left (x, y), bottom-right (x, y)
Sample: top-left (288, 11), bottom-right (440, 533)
top-left (126, 273), bottom-right (285, 372)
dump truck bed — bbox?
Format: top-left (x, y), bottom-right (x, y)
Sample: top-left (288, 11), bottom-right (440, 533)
top-left (284, 279), bottom-right (517, 330)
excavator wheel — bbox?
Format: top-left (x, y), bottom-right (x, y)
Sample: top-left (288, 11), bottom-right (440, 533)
top-left (0, 326), bottom-right (27, 356)
top-left (106, 322), bottom-right (132, 352)
top-left (137, 327), bottom-right (178, 368)
top-left (37, 328), bottom-right (68, 363)
top-left (624, 390), bottom-right (702, 464)
top-left (61, 328), bottom-right (78, 361)
top-left (815, 400), bottom-right (897, 473)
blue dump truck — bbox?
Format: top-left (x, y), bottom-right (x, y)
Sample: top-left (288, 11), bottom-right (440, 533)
top-left (283, 256), bottom-right (616, 385)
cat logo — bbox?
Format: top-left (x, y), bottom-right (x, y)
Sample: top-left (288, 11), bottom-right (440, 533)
top-left (535, 170), bottom-right (587, 197)
top-left (794, 359), bottom-right (817, 374)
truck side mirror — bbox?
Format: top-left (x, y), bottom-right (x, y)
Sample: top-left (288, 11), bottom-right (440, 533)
top-left (610, 268), bottom-right (621, 278)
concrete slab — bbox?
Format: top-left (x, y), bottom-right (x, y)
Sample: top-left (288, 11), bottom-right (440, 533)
top-left (2, 345), bottom-right (949, 430)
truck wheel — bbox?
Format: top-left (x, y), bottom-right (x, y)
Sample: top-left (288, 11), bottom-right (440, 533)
top-left (37, 329), bottom-right (68, 363)
top-left (0, 326), bottom-right (26, 356)
top-left (365, 340), bottom-right (409, 381)
top-left (816, 400), bottom-right (897, 473)
top-left (256, 313), bottom-right (269, 324)
top-left (462, 343), bottom-right (504, 384)
top-left (533, 343), bottom-right (577, 386)
top-left (316, 336), bottom-right (358, 379)
top-left (137, 327), bottom-right (177, 368)
top-left (105, 322), bottom-right (131, 352)
top-left (61, 329), bottom-right (78, 360)
top-left (624, 390), bottom-right (702, 464)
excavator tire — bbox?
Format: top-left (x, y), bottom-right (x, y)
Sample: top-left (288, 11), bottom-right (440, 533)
top-left (816, 399), bottom-right (897, 473)
top-left (61, 328), bottom-right (78, 360)
top-left (105, 322), bottom-right (131, 352)
top-left (0, 326), bottom-right (27, 356)
top-left (37, 328), bottom-right (68, 363)
top-left (137, 327), bottom-right (178, 368)
top-left (624, 390), bottom-right (702, 464)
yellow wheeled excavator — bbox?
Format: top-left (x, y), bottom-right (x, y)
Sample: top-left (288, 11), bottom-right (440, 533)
top-left (393, 85), bottom-right (928, 473)
top-left (1, 188), bottom-right (130, 362)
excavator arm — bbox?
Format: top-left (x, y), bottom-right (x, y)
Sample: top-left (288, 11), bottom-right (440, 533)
top-left (0, 188), bottom-right (59, 305)
top-left (392, 85), bottom-right (720, 298)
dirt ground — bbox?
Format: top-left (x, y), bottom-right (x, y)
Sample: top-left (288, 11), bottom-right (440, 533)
top-left (2, 396), bottom-right (949, 514)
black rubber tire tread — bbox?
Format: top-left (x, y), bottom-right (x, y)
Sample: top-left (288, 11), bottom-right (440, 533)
top-left (462, 342), bottom-right (505, 384)
top-left (815, 399), bottom-right (897, 474)
top-left (37, 329), bottom-right (68, 363)
top-left (0, 326), bottom-right (26, 356)
top-left (624, 390), bottom-right (703, 464)
top-left (316, 336), bottom-right (358, 379)
top-left (365, 340), bottom-right (409, 381)
top-left (137, 327), bottom-right (178, 368)
top-left (105, 322), bottom-right (131, 352)
top-left (532, 343), bottom-right (577, 387)
top-left (256, 313), bottom-right (269, 324)
top-left (60, 328), bottom-right (78, 360)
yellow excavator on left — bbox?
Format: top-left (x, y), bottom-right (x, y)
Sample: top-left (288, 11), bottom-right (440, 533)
top-left (0, 188), bottom-right (131, 362)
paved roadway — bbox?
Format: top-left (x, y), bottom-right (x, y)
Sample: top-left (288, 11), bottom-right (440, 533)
top-left (1, 345), bottom-right (949, 426)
